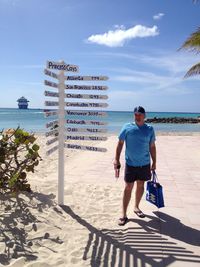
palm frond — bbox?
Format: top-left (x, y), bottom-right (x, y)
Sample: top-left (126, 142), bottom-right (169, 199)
top-left (179, 28), bottom-right (200, 53)
top-left (184, 62), bottom-right (200, 78)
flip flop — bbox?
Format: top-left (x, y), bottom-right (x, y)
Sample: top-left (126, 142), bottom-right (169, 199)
top-left (118, 216), bottom-right (128, 226)
top-left (134, 210), bottom-right (146, 218)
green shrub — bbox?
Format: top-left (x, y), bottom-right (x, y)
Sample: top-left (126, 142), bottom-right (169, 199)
top-left (0, 127), bottom-right (42, 193)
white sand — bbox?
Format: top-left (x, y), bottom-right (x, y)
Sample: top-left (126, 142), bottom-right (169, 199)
top-left (1, 133), bottom-right (200, 267)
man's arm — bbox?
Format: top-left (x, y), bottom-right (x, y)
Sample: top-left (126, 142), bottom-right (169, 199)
top-left (114, 123), bottom-right (126, 177)
top-left (150, 142), bottom-right (156, 170)
top-left (113, 140), bottom-right (124, 177)
top-left (114, 140), bottom-right (124, 165)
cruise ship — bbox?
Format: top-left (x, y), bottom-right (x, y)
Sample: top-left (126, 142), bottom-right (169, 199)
top-left (17, 96), bottom-right (29, 109)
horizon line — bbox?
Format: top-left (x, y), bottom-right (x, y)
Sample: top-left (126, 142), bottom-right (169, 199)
top-left (0, 107), bottom-right (200, 114)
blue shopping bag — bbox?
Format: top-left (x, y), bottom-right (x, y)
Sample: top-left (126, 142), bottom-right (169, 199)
top-left (146, 171), bottom-right (164, 208)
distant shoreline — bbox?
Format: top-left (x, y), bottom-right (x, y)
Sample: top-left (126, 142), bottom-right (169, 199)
top-left (0, 107), bottom-right (200, 114)
top-left (34, 131), bottom-right (200, 137)
top-left (1, 108), bottom-right (200, 133)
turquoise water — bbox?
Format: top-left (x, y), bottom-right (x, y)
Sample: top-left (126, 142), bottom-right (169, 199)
top-left (0, 108), bottom-right (200, 133)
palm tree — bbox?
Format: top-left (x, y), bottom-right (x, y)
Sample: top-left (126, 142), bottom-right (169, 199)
top-left (179, 28), bottom-right (200, 77)
top-left (179, 0), bottom-right (200, 77)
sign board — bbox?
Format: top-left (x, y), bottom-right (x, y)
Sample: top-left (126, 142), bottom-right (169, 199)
top-left (44, 80), bottom-right (58, 88)
top-left (47, 61), bottom-right (79, 72)
top-left (45, 101), bottom-right (59, 107)
top-left (65, 76), bottom-right (108, 81)
top-left (45, 129), bottom-right (58, 137)
top-left (66, 102), bottom-right (108, 108)
top-left (45, 90), bottom-right (59, 97)
top-left (65, 135), bottom-right (107, 141)
top-left (66, 119), bottom-right (107, 126)
top-left (66, 127), bottom-right (107, 133)
top-left (66, 93), bottom-right (108, 100)
top-left (47, 119), bottom-right (107, 127)
top-left (65, 143), bottom-right (107, 152)
top-left (66, 110), bottom-right (107, 117)
top-left (45, 102), bottom-right (107, 111)
top-left (44, 59), bottom-right (109, 205)
top-left (46, 120), bottom-right (59, 128)
top-left (46, 145), bottom-right (58, 156)
top-left (46, 137), bottom-right (58, 145)
top-left (66, 85), bottom-right (108, 90)
top-left (44, 110), bottom-right (58, 117)
top-left (44, 69), bottom-right (58, 79)
top-left (45, 91), bottom-right (108, 100)
top-left (45, 109), bottom-right (108, 117)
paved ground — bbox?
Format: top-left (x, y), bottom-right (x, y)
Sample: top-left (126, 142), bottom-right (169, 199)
top-left (64, 135), bottom-right (200, 267)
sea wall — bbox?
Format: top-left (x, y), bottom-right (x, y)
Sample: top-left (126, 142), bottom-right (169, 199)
top-left (146, 117), bottom-right (200, 124)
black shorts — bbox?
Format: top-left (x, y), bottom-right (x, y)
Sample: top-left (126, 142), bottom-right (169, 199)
top-left (124, 163), bottom-right (151, 183)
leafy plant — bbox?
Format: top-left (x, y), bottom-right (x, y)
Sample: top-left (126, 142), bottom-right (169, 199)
top-left (179, 1), bottom-right (200, 77)
top-left (0, 127), bottom-right (42, 193)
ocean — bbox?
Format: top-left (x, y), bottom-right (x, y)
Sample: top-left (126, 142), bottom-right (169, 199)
top-left (0, 108), bottom-right (200, 133)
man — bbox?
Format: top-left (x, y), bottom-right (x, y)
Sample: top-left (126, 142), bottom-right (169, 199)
top-left (114, 106), bottom-right (156, 226)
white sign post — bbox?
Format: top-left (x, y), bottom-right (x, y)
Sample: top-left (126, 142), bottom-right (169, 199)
top-left (44, 59), bottom-right (109, 205)
top-left (57, 62), bottom-right (65, 205)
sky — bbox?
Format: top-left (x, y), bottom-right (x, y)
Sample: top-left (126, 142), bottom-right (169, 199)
top-left (0, 0), bottom-right (200, 112)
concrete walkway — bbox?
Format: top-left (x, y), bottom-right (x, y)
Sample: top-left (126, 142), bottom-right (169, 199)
top-left (64, 135), bottom-right (200, 267)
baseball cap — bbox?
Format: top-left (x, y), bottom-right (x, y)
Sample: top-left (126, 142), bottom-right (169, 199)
top-left (134, 106), bottom-right (146, 115)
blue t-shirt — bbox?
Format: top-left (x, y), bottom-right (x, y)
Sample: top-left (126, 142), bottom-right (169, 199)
top-left (118, 122), bottom-right (156, 167)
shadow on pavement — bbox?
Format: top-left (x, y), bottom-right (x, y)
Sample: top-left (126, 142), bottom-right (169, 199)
top-left (61, 205), bottom-right (200, 267)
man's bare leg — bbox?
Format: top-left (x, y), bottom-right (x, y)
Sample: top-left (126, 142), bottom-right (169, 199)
top-left (134, 180), bottom-right (145, 212)
top-left (122, 182), bottom-right (134, 217)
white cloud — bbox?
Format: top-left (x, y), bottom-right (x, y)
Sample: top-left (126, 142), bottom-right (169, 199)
top-left (114, 25), bottom-right (125, 30)
top-left (153, 13), bottom-right (165, 20)
top-left (112, 68), bottom-right (182, 91)
top-left (93, 51), bottom-right (198, 75)
top-left (109, 66), bottom-right (196, 96)
top-left (87, 25), bottom-right (159, 47)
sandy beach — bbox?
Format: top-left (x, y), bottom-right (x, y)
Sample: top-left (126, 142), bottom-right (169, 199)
top-left (1, 133), bottom-right (200, 267)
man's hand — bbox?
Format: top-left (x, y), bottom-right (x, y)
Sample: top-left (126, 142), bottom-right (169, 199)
top-left (113, 159), bottom-right (121, 178)
top-left (151, 162), bottom-right (156, 171)
top-left (150, 142), bottom-right (156, 171)
top-left (114, 140), bottom-right (124, 178)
